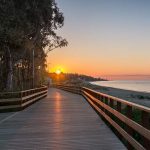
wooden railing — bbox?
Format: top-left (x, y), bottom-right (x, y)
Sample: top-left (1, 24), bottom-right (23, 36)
top-left (0, 86), bottom-right (47, 112)
top-left (54, 84), bottom-right (150, 150)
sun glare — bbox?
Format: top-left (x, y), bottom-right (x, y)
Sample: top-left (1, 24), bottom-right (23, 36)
top-left (50, 66), bottom-right (66, 74)
top-left (56, 69), bottom-right (61, 75)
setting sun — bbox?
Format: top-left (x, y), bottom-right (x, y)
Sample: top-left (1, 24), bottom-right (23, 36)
top-left (49, 65), bottom-right (66, 74)
top-left (56, 69), bottom-right (61, 75)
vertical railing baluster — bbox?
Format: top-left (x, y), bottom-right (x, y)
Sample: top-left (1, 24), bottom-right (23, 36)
top-left (117, 101), bottom-right (121, 112)
top-left (141, 111), bottom-right (150, 149)
top-left (116, 101), bottom-right (123, 140)
top-left (109, 98), bottom-right (114, 119)
top-left (105, 97), bottom-right (108, 105)
top-left (105, 97), bottom-right (109, 114)
top-left (101, 96), bottom-right (105, 112)
top-left (109, 98), bottom-right (114, 108)
top-left (126, 105), bottom-right (134, 150)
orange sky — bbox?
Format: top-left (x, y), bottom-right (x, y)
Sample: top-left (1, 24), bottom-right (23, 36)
top-left (47, 0), bottom-right (150, 79)
top-left (47, 46), bottom-right (150, 78)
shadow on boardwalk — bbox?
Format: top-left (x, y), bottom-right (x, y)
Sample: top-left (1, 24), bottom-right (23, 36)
top-left (0, 88), bottom-right (126, 150)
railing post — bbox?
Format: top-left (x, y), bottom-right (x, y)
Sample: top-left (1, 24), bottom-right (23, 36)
top-left (96, 94), bottom-right (102, 111)
top-left (104, 97), bottom-right (109, 115)
top-left (116, 101), bottom-right (123, 140)
top-left (141, 111), bottom-right (150, 130)
top-left (109, 98), bottom-right (114, 108)
top-left (141, 111), bottom-right (150, 149)
top-left (126, 105), bottom-right (134, 150)
top-left (117, 101), bottom-right (121, 112)
top-left (109, 98), bottom-right (114, 118)
top-left (105, 97), bottom-right (108, 105)
top-left (101, 96), bottom-right (105, 112)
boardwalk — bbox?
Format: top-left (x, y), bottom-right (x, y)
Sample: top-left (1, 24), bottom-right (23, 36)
top-left (0, 88), bottom-right (126, 150)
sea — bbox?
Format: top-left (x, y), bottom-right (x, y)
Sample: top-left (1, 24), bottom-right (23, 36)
top-left (91, 80), bottom-right (150, 93)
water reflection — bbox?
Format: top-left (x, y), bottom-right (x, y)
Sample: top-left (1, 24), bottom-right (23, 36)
top-left (55, 92), bottom-right (61, 113)
top-left (53, 91), bottom-right (64, 138)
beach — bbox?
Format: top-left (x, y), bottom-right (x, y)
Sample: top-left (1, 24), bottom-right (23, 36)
top-left (87, 83), bottom-right (150, 108)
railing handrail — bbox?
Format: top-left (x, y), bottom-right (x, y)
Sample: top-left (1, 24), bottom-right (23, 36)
top-left (0, 86), bottom-right (47, 95)
top-left (82, 87), bottom-right (150, 113)
top-left (21, 86), bottom-right (47, 93)
top-left (53, 84), bottom-right (150, 112)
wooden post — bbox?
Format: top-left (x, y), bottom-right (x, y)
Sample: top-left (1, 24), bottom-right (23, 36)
top-left (141, 111), bottom-right (150, 149)
top-left (109, 98), bottom-right (114, 119)
top-left (116, 101), bottom-right (123, 140)
top-left (126, 105), bottom-right (134, 150)
top-left (101, 96), bottom-right (105, 112)
top-left (105, 97), bottom-right (109, 114)
top-left (109, 98), bottom-right (114, 108)
top-left (117, 101), bottom-right (121, 112)
top-left (98, 95), bottom-right (103, 110)
top-left (105, 97), bottom-right (108, 105)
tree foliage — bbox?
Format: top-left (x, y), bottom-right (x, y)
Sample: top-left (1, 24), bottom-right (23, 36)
top-left (0, 0), bottom-right (68, 91)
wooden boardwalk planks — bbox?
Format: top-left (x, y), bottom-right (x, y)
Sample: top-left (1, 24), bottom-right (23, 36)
top-left (0, 88), bottom-right (126, 150)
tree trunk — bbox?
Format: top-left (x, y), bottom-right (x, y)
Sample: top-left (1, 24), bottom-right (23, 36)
top-left (6, 47), bottom-right (13, 91)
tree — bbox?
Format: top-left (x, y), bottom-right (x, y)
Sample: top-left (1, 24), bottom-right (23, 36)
top-left (0, 0), bottom-right (67, 91)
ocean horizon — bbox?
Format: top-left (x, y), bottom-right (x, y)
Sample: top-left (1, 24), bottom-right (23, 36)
top-left (91, 80), bottom-right (150, 93)
top-left (99, 75), bottom-right (150, 81)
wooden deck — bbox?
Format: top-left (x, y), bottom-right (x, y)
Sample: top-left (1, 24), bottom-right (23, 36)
top-left (0, 88), bottom-right (126, 150)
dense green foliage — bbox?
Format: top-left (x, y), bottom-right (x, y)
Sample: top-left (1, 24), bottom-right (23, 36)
top-left (0, 0), bottom-right (67, 91)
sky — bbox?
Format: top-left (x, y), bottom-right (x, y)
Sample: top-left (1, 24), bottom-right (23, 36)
top-left (47, 0), bottom-right (150, 79)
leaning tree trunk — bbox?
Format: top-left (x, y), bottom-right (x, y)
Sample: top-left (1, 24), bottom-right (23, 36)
top-left (6, 47), bottom-right (13, 91)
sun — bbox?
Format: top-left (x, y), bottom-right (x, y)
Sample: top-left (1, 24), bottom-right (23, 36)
top-left (51, 66), bottom-right (66, 74)
top-left (55, 69), bottom-right (62, 75)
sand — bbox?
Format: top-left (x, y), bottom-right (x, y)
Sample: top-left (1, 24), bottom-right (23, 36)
top-left (86, 84), bottom-right (150, 108)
